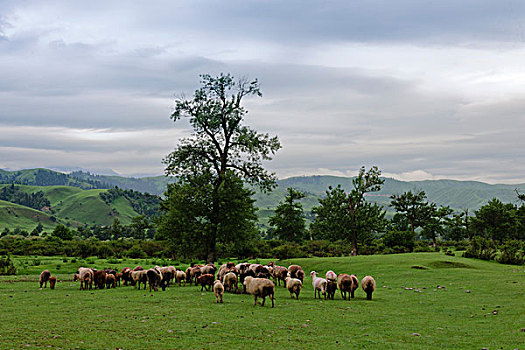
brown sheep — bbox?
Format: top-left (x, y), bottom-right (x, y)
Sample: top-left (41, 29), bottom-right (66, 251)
top-left (350, 274), bottom-right (360, 298)
top-left (361, 275), bottom-right (376, 300)
top-left (337, 274), bottom-right (353, 300)
top-left (213, 280), bottom-right (224, 303)
top-left (106, 274), bottom-right (117, 289)
top-left (77, 267), bottom-right (94, 290)
top-left (49, 277), bottom-right (56, 290)
top-left (147, 267), bottom-right (163, 292)
top-left (288, 265), bottom-right (305, 282)
top-left (115, 272), bottom-right (122, 287)
top-left (273, 266), bottom-right (288, 287)
top-left (39, 270), bottom-right (51, 288)
top-left (285, 277), bottom-right (302, 299)
top-left (175, 270), bottom-right (186, 286)
top-left (93, 270), bottom-right (107, 289)
top-left (131, 270), bottom-right (148, 290)
top-left (244, 276), bottom-right (275, 307)
top-left (196, 274), bottom-right (215, 291)
top-left (326, 280), bottom-right (337, 300)
top-left (121, 267), bottom-right (132, 286)
top-left (223, 272), bottom-right (238, 292)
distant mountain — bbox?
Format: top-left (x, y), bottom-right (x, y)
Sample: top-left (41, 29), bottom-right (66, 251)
top-left (1, 168), bottom-right (523, 232)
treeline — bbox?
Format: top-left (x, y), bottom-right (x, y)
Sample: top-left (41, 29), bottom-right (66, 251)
top-left (0, 169), bottom-right (110, 189)
top-left (0, 184), bottom-right (50, 210)
top-left (99, 187), bottom-right (160, 218)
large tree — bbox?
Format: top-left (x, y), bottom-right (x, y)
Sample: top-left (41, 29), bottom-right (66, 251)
top-left (390, 190), bottom-right (429, 235)
top-left (269, 187), bottom-right (307, 242)
top-left (163, 73), bottom-right (281, 262)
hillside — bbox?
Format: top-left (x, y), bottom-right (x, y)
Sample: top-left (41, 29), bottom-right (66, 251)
top-left (1, 168), bottom-right (524, 232)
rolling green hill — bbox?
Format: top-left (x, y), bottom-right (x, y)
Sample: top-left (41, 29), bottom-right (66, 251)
top-left (1, 168), bottom-right (524, 232)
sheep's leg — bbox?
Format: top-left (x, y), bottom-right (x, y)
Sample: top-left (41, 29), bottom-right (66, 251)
top-left (254, 295), bottom-right (258, 306)
top-left (261, 296), bottom-right (266, 306)
top-left (271, 294), bottom-right (274, 308)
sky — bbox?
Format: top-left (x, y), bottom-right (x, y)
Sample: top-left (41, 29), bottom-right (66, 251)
top-left (1, 1), bottom-right (524, 184)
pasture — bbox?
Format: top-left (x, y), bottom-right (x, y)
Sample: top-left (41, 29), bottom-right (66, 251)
top-left (0, 253), bottom-right (524, 349)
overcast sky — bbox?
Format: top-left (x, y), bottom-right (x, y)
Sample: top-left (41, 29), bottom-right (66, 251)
top-left (1, 1), bottom-right (524, 183)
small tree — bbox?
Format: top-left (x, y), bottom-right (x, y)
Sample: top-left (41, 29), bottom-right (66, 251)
top-left (390, 190), bottom-right (429, 235)
top-left (421, 205), bottom-right (453, 245)
top-left (311, 185), bottom-right (351, 241)
top-left (269, 188), bottom-right (307, 242)
top-left (30, 223), bottom-right (44, 236)
top-left (52, 224), bottom-right (72, 240)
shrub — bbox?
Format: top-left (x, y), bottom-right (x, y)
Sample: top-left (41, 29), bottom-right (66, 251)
top-left (0, 255), bottom-right (16, 275)
top-left (125, 246), bottom-right (147, 259)
top-left (382, 231), bottom-right (415, 252)
top-left (497, 240), bottom-right (524, 265)
top-left (463, 237), bottom-right (497, 261)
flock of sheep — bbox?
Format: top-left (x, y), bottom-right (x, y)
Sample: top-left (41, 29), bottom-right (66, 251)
top-left (39, 261), bottom-right (376, 308)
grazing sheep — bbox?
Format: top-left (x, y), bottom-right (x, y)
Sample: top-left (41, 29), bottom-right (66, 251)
top-left (49, 277), bottom-right (56, 290)
top-left (248, 264), bottom-right (263, 276)
top-left (239, 269), bottom-right (256, 294)
top-left (115, 272), bottom-right (122, 287)
top-left (106, 274), bottom-right (117, 289)
top-left (258, 266), bottom-right (271, 279)
top-left (131, 270), bottom-right (148, 290)
top-left (326, 280), bottom-right (337, 300)
top-left (217, 262), bottom-right (237, 282)
top-left (244, 276), bottom-right (275, 307)
top-left (223, 272), bottom-right (238, 292)
top-left (326, 270), bottom-right (337, 282)
top-left (350, 274), bottom-right (360, 298)
top-left (361, 276), bottom-right (376, 300)
top-left (93, 270), bottom-right (107, 289)
top-left (213, 280), bottom-right (224, 303)
top-left (201, 264), bottom-right (217, 276)
top-left (273, 266), bottom-right (288, 287)
top-left (285, 277), bottom-right (302, 299)
top-left (158, 266), bottom-right (173, 291)
top-left (133, 266), bottom-right (144, 271)
top-left (337, 274), bottom-right (353, 300)
top-left (310, 271), bottom-right (327, 300)
top-left (196, 274), bottom-right (215, 291)
top-left (77, 267), bottom-right (94, 290)
top-left (190, 266), bottom-right (203, 286)
top-left (288, 265), bottom-right (305, 282)
top-left (39, 270), bottom-right (51, 288)
top-left (235, 262), bottom-right (251, 275)
top-left (147, 267), bottom-right (163, 292)
top-left (175, 270), bottom-right (186, 286)
top-left (121, 267), bottom-right (132, 286)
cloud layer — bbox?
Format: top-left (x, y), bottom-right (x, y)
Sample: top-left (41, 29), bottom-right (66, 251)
top-left (1, 1), bottom-right (524, 183)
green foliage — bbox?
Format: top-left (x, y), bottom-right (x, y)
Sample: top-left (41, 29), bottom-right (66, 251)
top-left (0, 255), bottom-right (16, 275)
top-left (390, 190), bottom-right (429, 234)
top-left (99, 187), bottom-right (160, 218)
top-left (471, 198), bottom-right (520, 242)
top-left (52, 224), bottom-right (72, 240)
top-left (0, 184), bottom-right (51, 210)
top-left (497, 240), bottom-right (524, 265)
top-left (463, 237), bottom-right (497, 261)
top-left (269, 187), bottom-right (307, 242)
top-left (382, 230), bottom-right (415, 251)
top-left (311, 185), bottom-right (351, 241)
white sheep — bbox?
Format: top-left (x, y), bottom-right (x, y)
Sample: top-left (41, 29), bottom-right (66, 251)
top-left (361, 275), bottom-right (376, 300)
top-left (350, 274), bottom-right (360, 298)
top-left (175, 270), bottom-right (186, 286)
top-left (223, 272), bottom-right (238, 292)
top-left (285, 276), bottom-right (302, 299)
top-left (325, 270), bottom-right (337, 282)
top-left (244, 276), bottom-right (275, 307)
top-left (213, 280), bottom-right (224, 303)
top-left (310, 271), bottom-right (327, 300)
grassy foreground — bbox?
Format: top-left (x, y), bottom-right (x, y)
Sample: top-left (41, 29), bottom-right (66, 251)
top-left (0, 253), bottom-right (524, 349)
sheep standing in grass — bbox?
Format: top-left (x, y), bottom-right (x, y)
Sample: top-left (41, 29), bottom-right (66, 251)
top-left (39, 270), bottom-right (51, 288)
top-left (337, 274), bottom-right (352, 300)
top-left (131, 270), bottom-right (148, 290)
top-left (350, 274), bottom-right (360, 298)
top-left (214, 280), bottom-right (224, 303)
top-left (223, 272), bottom-right (238, 292)
top-left (310, 271), bottom-right (327, 300)
top-left (361, 275), bottom-right (376, 300)
top-left (49, 277), bottom-right (56, 290)
top-left (77, 267), bottom-right (94, 290)
top-left (106, 274), bottom-right (117, 289)
top-left (273, 266), bottom-right (288, 287)
top-left (244, 276), bottom-right (275, 307)
top-left (326, 280), bottom-right (337, 300)
top-left (175, 270), bottom-right (186, 286)
top-left (285, 277), bottom-right (302, 299)
top-left (288, 265), bottom-right (305, 282)
top-left (196, 274), bottom-right (215, 291)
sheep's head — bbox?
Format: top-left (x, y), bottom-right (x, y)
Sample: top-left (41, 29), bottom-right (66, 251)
top-left (310, 271), bottom-right (318, 278)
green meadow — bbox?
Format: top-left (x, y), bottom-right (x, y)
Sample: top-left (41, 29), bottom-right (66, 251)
top-left (0, 253), bottom-right (524, 349)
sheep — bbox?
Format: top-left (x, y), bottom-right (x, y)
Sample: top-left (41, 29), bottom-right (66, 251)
top-left (258, 266), bottom-right (272, 279)
top-left (175, 270), bottom-right (186, 286)
top-left (273, 266), bottom-right (288, 287)
top-left (93, 270), bottom-right (107, 289)
top-left (147, 267), bottom-right (163, 292)
top-left (217, 262), bottom-right (237, 282)
top-left (131, 270), bottom-right (148, 290)
top-left (326, 270), bottom-right (337, 282)
top-left (223, 272), bottom-right (238, 292)
top-left (239, 269), bottom-right (256, 294)
top-left (288, 265), bottom-right (305, 282)
top-left (49, 277), bottom-right (56, 290)
top-left (196, 274), bottom-right (215, 291)
top-left (158, 266), bottom-right (173, 291)
top-left (106, 274), bottom-right (117, 289)
top-left (213, 280), bottom-right (224, 303)
top-left (361, 275), bottom-right (376, 300)
top-left (350, 274), bottom-right (360, 298)
top-left (244, 276), bottom-right (275, 307)
top-left (326, 280), bottom-right (337, 300)
top-left (201, 263), bottom-right (217, 276)
top-left (248, 264), bottom-right (263, 276)
top-left (337, 274), bottom-right (353, 300)
top-left (235, 262), bottom-right (251, 275)
top-left (115, 272), bottom-right (122, 287)
top-left (121, 267), bottom-right (132, 286)
top-left (39, 270), bottom-right (51, 288)
top-left (285, 277), bottom-right (302, 299)
top-left (77, 267), bottom-right (94, 290)
top-left (189, 266), bottom-right (203, 286)
top-left (310, 271), bottom-right (327, 300)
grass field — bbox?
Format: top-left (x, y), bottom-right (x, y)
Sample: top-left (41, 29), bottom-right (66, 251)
top-left (0, 253), bottom-right (524, 349)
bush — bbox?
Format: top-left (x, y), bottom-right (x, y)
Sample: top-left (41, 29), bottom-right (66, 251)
top-left (125, 246), bottom-right (147, 259)
top-left (0, 255), bottom-right (16, 275)
top-left (463, 237), bottom-right (497, 261)
top-left (413, 241), bottom-right (433, 252)
top-left (497, 240), bottom-right (524, 265)
top-left (382, 231), bottom-right (415, 252)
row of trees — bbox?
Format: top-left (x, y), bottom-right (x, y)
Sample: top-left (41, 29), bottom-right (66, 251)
top-left (0, 184), bottom-right (50, 210)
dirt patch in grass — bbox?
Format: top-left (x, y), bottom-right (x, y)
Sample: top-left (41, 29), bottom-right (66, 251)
top-left (427, 260), bottom-right (474, 269)
top-left (411, 265), bottom-right (429, 270)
